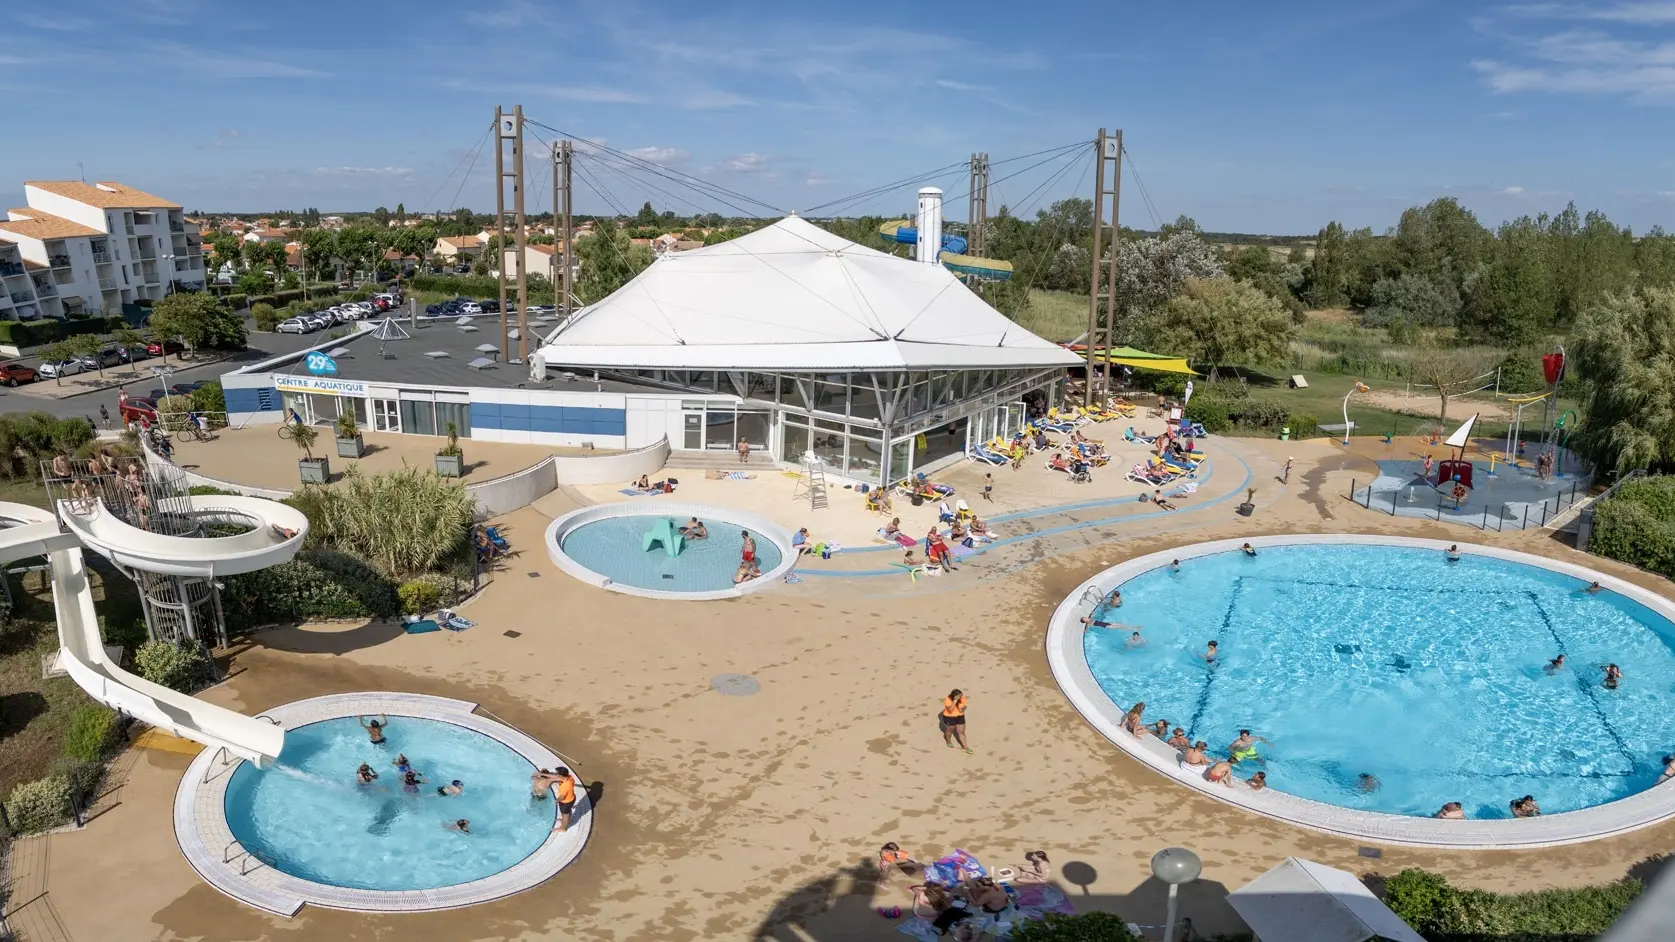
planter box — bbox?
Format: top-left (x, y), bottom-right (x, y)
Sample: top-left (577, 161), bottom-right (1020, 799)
top-left (299, 457), bottom-right (330, 484)
top-left (434, 453), bottom-right (464, 478)
top-left (336, 434), bottom-right (364, 458)
top-left (1237, 502), bottom-right (1255, 517)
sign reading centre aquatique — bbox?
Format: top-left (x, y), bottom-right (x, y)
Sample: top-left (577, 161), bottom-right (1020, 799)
top-left (273, 375), bottom-right (369, 397)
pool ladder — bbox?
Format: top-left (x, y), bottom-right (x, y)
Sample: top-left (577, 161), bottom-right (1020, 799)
top-left (1079, 586), bottom-right (1105, 611)
top-left (224, 838), bottom-right (277, 876)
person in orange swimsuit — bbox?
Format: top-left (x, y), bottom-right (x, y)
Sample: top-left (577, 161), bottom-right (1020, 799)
top-left (550, 766), bottom-right (579, 833)
top-left (940, 689), bottom-right (971, 753)
top-left (877, 842), bottom-right (921, 884)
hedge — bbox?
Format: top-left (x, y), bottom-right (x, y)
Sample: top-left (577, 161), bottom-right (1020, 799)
top-left (1008, 912), bottom-right (1141, 942)
top-left (62, 705), bottom-right (121, 763)
top-left (1590, 476), bottom-right (1675, 579)
top-left (3, 775), bottom-right (71, 833)
top-left (220, 546), bottom-right (400, 630)
top-left (1287, 412), bottom-right (1320, 439)
top-left (0, 315), bottom-right (124, 347)
top-left (1381, 867), bottom-right (1641, 941)
top-left (1184, 401), bottom-right (1231, 433)
top-left (134, 640), bottom-right (213, 693)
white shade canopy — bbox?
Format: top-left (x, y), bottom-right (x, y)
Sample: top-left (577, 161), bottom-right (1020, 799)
top-left (1227, 858), bottom-right (1425, 942)
top-left (536, 215), bottom-right (1081, 372)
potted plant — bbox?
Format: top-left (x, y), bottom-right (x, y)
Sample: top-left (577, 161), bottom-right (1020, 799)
top-left (335, 410), bottom-right (364, 459)
top-left (434, 421), bottom-right (464, 478)
top-left (290, 419), bottom-right (329, 484)
top-left (1237, 486), bottom-right (1256, 517)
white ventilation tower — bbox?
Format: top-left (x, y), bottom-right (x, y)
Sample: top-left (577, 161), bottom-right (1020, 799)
top-left (916, 187), bottom-right (943, 265)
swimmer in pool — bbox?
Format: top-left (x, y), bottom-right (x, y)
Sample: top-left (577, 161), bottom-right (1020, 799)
top-left (437, 779), bottom-right (464, 797)
top-left (1228, 729), bottom-right (1269, 763)
top-left (1166, 727), bottom-right (1191, 749)
top-left (1247, 771), bottom-right (1267, 791)
top-left (1105, 588), bottom-right (1123, 607)
top-left (1435, 802), bottom-right (1465, 819)
top-left (1585, 581), bottom-right (1602, 594)
top-left (1661, 756), bottom-right (1675, 784)
top-left (1181, 741), bottom-right (1211, 766)
top-left (445, 818), bottom-right (470, 833)
top-left (1205, 761), bottom-right (1235, 787)
top-left (393, 753), bottom-right (414, 774)
top-left (1358, 773), bottom-right (1381, 793)
top-left (1545, 654), bottom-right (1566, 675)
top-left (356, 763), bottom-right (378, 784)
top-left (1510, 795), bottom-right (1541, 817)
top-left (1604, 663), bottom-right (1622, 690)
top-left (1149, 719), bottom-right (1170, 738)
top-left (360, 714), bottom-right (388, 744)
top-left (1170, 559), bottom-right (1181, 573)
top-left (1201, 641), bottom-right (1219, 662)
top-left (1080, 615), bottom-right (1138, 632)
top-left (1241, 543), bottom-right (1257, 557)
top-left (402, 770), bottom-right (426, 794)
top-left (1445, 544), bottom-right (1461, 562)
top-left (1126, 631), bottom-right (1146, 649)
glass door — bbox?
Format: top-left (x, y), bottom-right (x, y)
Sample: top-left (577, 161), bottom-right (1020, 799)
top-left (736, 408), bottom-right (771, 451)
top-left (682, 413), bottom-right (703, 450)
top-left (372, 398), bottom-right (400, 432)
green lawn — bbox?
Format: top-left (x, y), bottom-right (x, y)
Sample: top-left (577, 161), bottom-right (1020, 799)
top-left (1012, 290), bottom-right (1088, 342)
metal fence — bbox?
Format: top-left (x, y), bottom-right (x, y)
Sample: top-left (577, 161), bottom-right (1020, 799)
top-left (1349, 477), bottom-right (1583, 532)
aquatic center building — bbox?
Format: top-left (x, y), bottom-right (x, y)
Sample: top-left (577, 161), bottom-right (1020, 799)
top-left (223, 216), bottom-right (1080, 486)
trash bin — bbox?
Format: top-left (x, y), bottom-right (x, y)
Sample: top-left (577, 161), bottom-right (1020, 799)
top-left (1280, 427), bottom-right (1291, 441)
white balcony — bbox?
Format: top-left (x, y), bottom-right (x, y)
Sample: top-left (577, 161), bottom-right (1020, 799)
top-left (92, 251), bottom-right (112, 264)
top-left (32, 280), bottom-right (55, 296)
top-left (98, 276), bottom-right (119, 290)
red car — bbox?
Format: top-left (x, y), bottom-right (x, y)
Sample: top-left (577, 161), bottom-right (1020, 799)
top-left (146, 338), bottom-right (185, 357)
top-left (0, 363), bottom-right (37, 386)
top-left (118, 397), bottom-right (159, 426)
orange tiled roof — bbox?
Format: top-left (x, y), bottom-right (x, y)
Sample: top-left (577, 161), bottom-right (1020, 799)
top-left (0, 209), bottom-right (104, 240)
top-left (24, 180), bottom-right (180, 209)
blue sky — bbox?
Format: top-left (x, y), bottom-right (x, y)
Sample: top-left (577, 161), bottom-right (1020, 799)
top-left (2, 0), bottom-right (1672, 234)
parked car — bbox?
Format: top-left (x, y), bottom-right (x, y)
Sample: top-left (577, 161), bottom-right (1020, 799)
top-left (118, 397), bottom-right (157, 425)
top-left (459, 301), bottom-right (483, 315)
top-left (355, 301), bottom-right (377, 314)
top-left (0, 363), bottom-right (37, 386)
top-left (304, 313), bottom-right (332, 330)
top-left (145, 338), bottom-right (185, 356)
top-left (277, 317), bottom-right (313, 334)
top-left (167, 382), bottom-right (205, 397)
top-left (78, 343), bottom-right (131, 370)
top-left (479, 299), bottom-right (501, 314)
top-left (37, 358), bottom-right (84, 378)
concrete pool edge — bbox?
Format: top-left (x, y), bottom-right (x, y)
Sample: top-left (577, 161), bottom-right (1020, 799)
top-left (173, 692), bottom-right (592, 916)
top-left (1044, 533), bottom-right (1675, 850)
top-left (544, 501), bottom-right (797, 600)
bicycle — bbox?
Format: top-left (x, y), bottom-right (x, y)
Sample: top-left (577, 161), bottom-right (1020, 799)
top-left (278, 424), bottom-right (295, 440)
top-left (179, 424), bottom-right (214, 442)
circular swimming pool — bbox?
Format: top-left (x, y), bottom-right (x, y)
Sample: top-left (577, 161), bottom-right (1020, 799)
top-left (544, 502), bottom-right (793, 599)
top-left (225, 717), bottom-right (554, 891)
top-left (1047, 535), bottom-right (1675, 848)
top-left (175, 693), bottom-right (591, 914)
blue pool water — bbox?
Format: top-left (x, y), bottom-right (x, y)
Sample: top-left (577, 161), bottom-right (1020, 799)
top-left (225, 717), bottom-right (555, 890)
top-left (1083, 544), bottom-right (1675, 819)
top-left (560, 514), bottom-right (782, 592)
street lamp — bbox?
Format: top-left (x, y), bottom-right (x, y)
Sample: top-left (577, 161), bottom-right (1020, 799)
top-left (1151, 847), bottom-right (1202, 942)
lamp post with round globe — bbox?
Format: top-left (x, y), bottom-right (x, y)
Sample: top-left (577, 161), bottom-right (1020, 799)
top-left (1151, 846), bottom-right (1202, 942)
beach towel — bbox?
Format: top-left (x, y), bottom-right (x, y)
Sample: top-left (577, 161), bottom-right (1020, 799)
top-left (404, 619), bottom-right (441, 634)
top-left (878, 529), bottom-right (916, 547)
top-left (950, 543), bottom-right (979, 559)
top-left (443, 615), bottom-right (475, 631)
top-left (619, 488), bottom-right (663, 497)
top-left (923, 849), bottom-right (986, 886)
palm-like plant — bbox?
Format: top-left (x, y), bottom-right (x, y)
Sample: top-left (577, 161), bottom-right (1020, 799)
top-left (289, 419), bottom-right (318, 461)
top-left (438, 422), bottom-right (463, 458)
top-left (335, 410), bottom-right (358, 441)
top-left (315, 466), bottom-right (475, 577)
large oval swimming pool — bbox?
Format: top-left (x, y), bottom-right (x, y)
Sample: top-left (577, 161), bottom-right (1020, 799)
top-left (1080, 543), bottom-right (1675, 820)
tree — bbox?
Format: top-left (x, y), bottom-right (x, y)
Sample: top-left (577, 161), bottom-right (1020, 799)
top-left (634, 201), bottom-right (659, 227)
top-left (300, 228), bottom-right (336, 286)
top-left (236, 269), bottom-right (270, 296)
top-left (395, 202), bottom-right (406, 224)
top-left (1570, 288), bottom-right (1675, 473)
top-left (1141, 277), bottom-right (1294, 380)
top-left (1363, 273), bottom-right (1462, 327)
top-left (1405, 344), bottom-right (1500, 427)
top-left (112, 327), bottom-right (144, 357)
top-left (452, 207), bottom-right (474, 228)
top-left (1461, 215), bottom-right (1555, 346)
top-left (575, 219), bottom-right (653, 304)
top-left (372, 206), bottom-right (391, 228)
top-left (1304, 221), bottom-right (1349, 308)
top-left (148, 292), bottom-right (247, 356)
top-left (209, 234), bottom-right (243, 271)
top-left (1109, 229), bottom-right (1226, 343)
top-left (39, 341), bottom-right (75, 384)
top-left (67, 333), bottom-right (104, 376)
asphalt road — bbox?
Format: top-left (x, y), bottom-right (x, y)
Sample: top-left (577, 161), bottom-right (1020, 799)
top-left (0, 330), bottom-right (321, 420)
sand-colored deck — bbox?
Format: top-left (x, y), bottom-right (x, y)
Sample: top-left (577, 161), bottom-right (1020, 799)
top-left (170, 426), bottom-right (578, 490)
top-left (20, 435), bottom-right (1674, 942)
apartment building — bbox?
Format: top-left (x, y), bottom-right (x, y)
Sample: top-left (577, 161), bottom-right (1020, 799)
top-left (0, 180), bottom-right (206, 319)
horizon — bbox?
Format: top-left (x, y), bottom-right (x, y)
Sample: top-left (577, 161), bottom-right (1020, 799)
top-left (1, 1), bottom-right (1672, 234)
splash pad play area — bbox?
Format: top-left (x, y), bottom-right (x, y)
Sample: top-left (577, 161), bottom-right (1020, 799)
top-left (544, 503), bottom-right (794, 600)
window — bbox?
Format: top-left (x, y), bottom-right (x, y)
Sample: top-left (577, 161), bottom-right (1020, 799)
top-left (435, 400), bottom-right (471, 438)
top-left (782, 422), bottom-right (810, 464)
top-left (846, 435), bottom-right (884, 483)
top-left (399, 399), bottom-right (435, 436)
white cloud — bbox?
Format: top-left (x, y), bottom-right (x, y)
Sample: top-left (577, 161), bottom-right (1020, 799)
top-left (1475, 6), bottom-right (1675, 100)
top-left (466, 0), bottom-right (542, 28)
top-left (722, 153), bottom-right (770, 173)
top-left (802, 171), bottom-right (835, 187)
top-left (438, 79), bottom-right (645, 104)
top-left (1501, 185), bottom-right (1526, 195)
top-left (1502, 2), bottom-right (1675, 24)
top-left (313, 167), bottom-right (413, 177)
top-left (14, 12), bottom-right (92, 30)
top-left (934, 78), bottom-right (992, 92)
top-left (151, 43), bottom-right (328, 79)
top-left (624, 146), bottom-right (691, 166)
top-left (678, 89), bottom-right (754, 109)
top-left (1659, 190), bottom-right (1675, 198)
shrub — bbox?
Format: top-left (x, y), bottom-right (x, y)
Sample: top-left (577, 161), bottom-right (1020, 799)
top-left (314, 466), bottom-right (475, 578)
top-left (55, 757), bottom-right (105, 809)
top-left (251, 303), bottom-right (281, 332)
top-left (224, 293), bottom-right (248, 310)
top-left (1184, 401), bottom-right (1230, 433)
top-left (1227, 399), bottom-right (1290, 429)
top-left (1195, 379), bottom-right (1249, 403)
top-left (154, 394), bottom-right (195, 431)
top-left (397, 579), bottom-right (443, 615)
top-left (1286, 412), bottom-right (1320, 439)
top-left (190, 380), bottom-right (226, 416)
top-left (133, 640), bottom-right (212, 693)
top-left (1591, 479), bottom-right (1675, 579)
top-left (4, 774), bottom-right (71, 833)
top-left (220, 546), bottom-right (400, 630)
top-left (62, 705), bottom-right (120, 762)
top-left (1379, 867), bottom-right (1642, 941)
top-left (1008, 911), bottom-right (1141, 942)
top-left (1384, 868), bottom-right (1454, 935)
top-left (274, 289), bottom-right (304, 306)
top-left (1148, 374), bottom-right (1186, 398)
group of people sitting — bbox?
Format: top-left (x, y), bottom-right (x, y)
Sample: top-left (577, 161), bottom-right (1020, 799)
top-left (49, 450), bottom-right (155, 529)
top-left (877, 843), bottom-right (1053, 938)
top-left (629, 474), bottom-right (678, 494)
top-left (878, 502), bottom-right (997, 576)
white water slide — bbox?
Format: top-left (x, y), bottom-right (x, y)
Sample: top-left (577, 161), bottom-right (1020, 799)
top-left (0, 493), bottom-right (309, 767)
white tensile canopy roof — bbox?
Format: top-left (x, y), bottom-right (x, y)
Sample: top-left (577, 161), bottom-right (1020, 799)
top-left (1226, 858), bottom-right (1426, 942)
top-left (536, 215), bottom-right (1082, 372)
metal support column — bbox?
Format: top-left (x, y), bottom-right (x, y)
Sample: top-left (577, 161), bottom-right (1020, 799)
top-left (1084, 129), bottom-right (1122, 406)
top-left (560, 140), bottom-right (573, 321)
top-left (512, 104), bottom-right (529, 362)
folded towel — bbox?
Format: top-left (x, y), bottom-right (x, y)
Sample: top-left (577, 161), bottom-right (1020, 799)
top-left (404, 620), bottom-right (441, 634)
top-left (444, 616), bottom-right (475, 631)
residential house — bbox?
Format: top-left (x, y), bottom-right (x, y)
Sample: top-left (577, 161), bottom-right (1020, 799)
top-left (501, 242), bottom-right (575, 286)
top-left (242, 228), bottom-right (288, 244)
top-left (433, 234), bottom-right (484, 266)
top-left (10, 180), bottom-right (208, 306)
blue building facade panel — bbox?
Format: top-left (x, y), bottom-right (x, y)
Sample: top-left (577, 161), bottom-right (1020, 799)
top-left (468, 402), bottom-right (625, 436)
